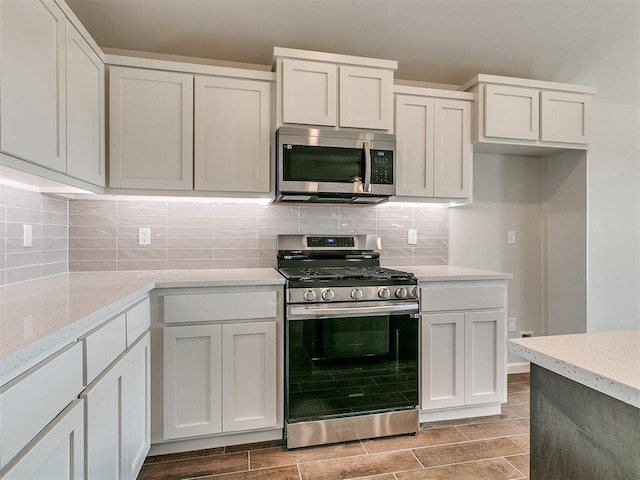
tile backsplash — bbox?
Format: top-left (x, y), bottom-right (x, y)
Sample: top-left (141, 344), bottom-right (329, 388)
top-left (0, 184), bottom-right (69, 286)
top-left (0, 185), bottom-right (448, 283)
top-left (68, 199), bottom-right (449, 271)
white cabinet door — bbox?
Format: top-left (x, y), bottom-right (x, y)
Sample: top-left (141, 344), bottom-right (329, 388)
top-left (484, 84), bottom-right (540, 141)
top-left (282, 59), bottom-right (337, 126)
top-left (194, 76), bottom-right (271, 193)
top-left (339, 66), bottom-right (393, 130)
top-left (540, 90), bottom-right (591, 144)
top-left (421, 313), bottom-right (465, 410)
top-left (0, 0), bottom-right (66, 172)
top-left (163, 325), bottom-right (222, 439)
top-left (464, 311), bottom-right (506, 405)
top-left (221, 322), bottom-right (277, 432)
top-left (109, 66), bottom-right (193, 190)
top-left (433, 99), bottom-right (472, 198)
top-left (121, 333), bottom-right (150, 480)
top-left (82, 353), bottom-right (125, 480)
top-left (395, 95), bottom-right (471, 199)
top-left (395, 95), bottom-right (435, 197)
top-left (0, 399), bottom-right (84, 480)
top-left (65, 21), bottom-right (105, 187)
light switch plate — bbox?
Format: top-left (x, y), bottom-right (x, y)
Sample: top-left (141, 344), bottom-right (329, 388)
top-left (22, 224), bottom-right (33, 247)
top-left (508, 317), bottom-right (517, 332)
top-left (507, 230), bottom-right (517, 245)
top-left (408, 229), bottom-right (418, 245)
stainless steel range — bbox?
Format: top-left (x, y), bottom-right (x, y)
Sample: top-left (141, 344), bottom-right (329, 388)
top-left (277, 234), bottom-right (419, 449)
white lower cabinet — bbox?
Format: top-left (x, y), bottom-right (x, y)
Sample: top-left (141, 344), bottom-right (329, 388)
top-left (0, 400), bottom-right (85, 480)
top-left (420, 281), bottom-right (507, 415)
top-left (163, 321), bottom-right (277, 440)
top-left (82, 332), bottom-right (150, 480)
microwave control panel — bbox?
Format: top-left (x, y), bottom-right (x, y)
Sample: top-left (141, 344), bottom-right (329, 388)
top-left (371, 151), bottom-right (394, 185)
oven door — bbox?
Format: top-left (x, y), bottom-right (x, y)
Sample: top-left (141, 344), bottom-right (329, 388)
top-left (286, 303), bottom-right (419, 424)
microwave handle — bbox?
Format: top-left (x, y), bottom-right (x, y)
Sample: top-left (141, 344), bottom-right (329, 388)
top-left (363, 141), bottom-right (372, 193)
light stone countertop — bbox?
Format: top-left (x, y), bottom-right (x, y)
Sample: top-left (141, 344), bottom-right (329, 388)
top-left (1, 265), bottom-right (512, 381)
top-left (509, 331), bottom-right (640, 408)
top-left (0, 269), bottom-right (285, 379)
top-left (409, 265), bottom-right (513, 281)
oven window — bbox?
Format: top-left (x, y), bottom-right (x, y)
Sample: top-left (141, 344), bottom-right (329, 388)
top-left (287, 314), bottom-right (418, 423)
top-left (283, 145), bottom-right (364, 183)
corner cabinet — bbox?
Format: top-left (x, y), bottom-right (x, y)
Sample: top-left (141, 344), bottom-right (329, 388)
top-left (419, 280), bottom-right (507, 420)
top-left (275, 47), bottom-right (396, 130)
top-left (0, 0), bottom-right (105, 188)
top-left (155, 285), bottom-right (283, 449)
top-left (107, 61), bottom-right (273, 194)
top-left (462, 74), bottom-right (595, 153)
top-left (395, 88), bottom-right (473, 200)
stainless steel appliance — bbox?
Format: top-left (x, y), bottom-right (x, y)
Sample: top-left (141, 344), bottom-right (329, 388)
top-left (277, 234), bottom-right (419, 449)
top-left (276, 127), bottom-right (396, 204)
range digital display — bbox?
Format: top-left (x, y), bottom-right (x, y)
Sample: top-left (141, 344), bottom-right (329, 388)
top-left (307, 236), bottom-right (355, 248)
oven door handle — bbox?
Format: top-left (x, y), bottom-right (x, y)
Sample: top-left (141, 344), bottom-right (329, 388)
top-left (287, 302), bottom-right (418, 320)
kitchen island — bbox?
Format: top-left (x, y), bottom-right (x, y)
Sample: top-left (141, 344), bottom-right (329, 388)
top-left (509, 331), bottom-right (640, 480)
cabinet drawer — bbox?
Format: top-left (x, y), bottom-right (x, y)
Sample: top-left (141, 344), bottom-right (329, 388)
top-left (126, 298), bottom-right (150, 347)
top-left (163, 291), bottom-right (278, 323)
top-left (0, 342), bottom-right (83, 470)
top-left (420, 283), bottom-right (505, 312)
top-left (80, 314), bottom-right (127, 385)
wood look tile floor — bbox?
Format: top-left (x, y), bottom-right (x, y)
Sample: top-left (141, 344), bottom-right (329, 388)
top-left (138, 373), bottom-right (530, 480)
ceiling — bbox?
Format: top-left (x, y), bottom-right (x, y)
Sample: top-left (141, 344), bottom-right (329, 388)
top-left (66, 0), bottom-right (640, 104)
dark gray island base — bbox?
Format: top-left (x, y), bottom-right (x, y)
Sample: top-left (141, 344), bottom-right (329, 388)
top-left (531, 365), bottom-right (640, 479)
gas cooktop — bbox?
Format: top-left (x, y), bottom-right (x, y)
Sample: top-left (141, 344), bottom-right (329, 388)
top-left (278, 266), bottom-right (414, 281)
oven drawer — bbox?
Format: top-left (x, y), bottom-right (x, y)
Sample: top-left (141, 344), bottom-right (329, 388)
top-left (163, 291), bottom-right (278, 323)
top-left (420, 282), bottom-right (505, 312)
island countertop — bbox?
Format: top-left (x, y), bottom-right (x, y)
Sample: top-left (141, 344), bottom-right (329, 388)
top-left (509, 330), bottom-right (640, 408)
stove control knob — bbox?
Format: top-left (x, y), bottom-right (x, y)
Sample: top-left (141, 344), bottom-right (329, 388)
top-left (351, 288), bottom-right (363, 300)
top-left (322, 289), bottom-right (335, 301)
top-left (378, 287), bottom-right (391, 299)
top-left (303, 290), bottom-right (316, 301)
top-left (395, 287), bottom-right (409, 299)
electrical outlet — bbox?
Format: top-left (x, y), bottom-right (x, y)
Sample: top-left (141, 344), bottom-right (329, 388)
top-left (407, 229), bottom-right (418, 245)
top-left (507, 230), bottom-right (517, 245)
top-left (22, 224), bottom-right (33, 247)
top-left (508, 317), bottom-right (517, 332)
top-left (138, 227), bottom-right (151, 246)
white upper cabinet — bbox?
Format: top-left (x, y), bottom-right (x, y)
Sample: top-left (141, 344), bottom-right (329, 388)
top-left (540, 90), bottom-right (591, 144)
top-left (462, 74), bottom-right (595, 153)
top-left (484, 84), bottom-right (540, 141)
top-left (395, 88), bottom-right (473, 200)
top-left (0, 0), bottom-right (106, 189)
top-left (65, 20), bottom-right (105, 187)
top-left (194, 75), bottom-right (271, 192)
top-left (275, 47), bottom-right (396, 130)
top-left (339, 65), bottom-right (393, 130)
top-left (0, 0), bottom-right (67, 172)
top-left (282, 59), bottom-right (338, 126)
top-left (109, 66), bottom-right (194, 190)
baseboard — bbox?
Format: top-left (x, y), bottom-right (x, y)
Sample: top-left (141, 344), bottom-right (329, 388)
top-left (508, 361), bottom-right (530, 374)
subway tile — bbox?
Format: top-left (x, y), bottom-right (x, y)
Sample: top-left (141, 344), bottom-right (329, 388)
top-left (69, 225), bottom-right (118, 238)
top-left (42, 262), bottom-right (66, 277)
top-left (214, 258), bottom-right (258, 269)
top-left (167, 259), bottom-right (214, 270)
top-left (376, 206), bottom-right (414, 220)
top-left (5, 265), bottom-right (42, 284)
top-left (42, 210), bottom-right (67, 226)
top-left (41, 195), bottom-right (68, 214)
top-left (6, 237), bottom-right (43, 253)
top-left (6, 251), bottom-right (42, 268)
top-left (340, 206), bottom-right (377, 220)
top-left (258, 215), bottom-right (299, 229)
top-left (69, 237), bottom-right (117, 249)
top-left (7, 206), bottom-right (41, 223)
top-left (214, 216), bottom-right (258, 228)
top-left (118, 215), bottom-right (167, 228)
top-left (167, 226), bottom-right (213, 238)
top-left (257, 258), bottom-right (276, 268)
top-left (215, 226), bottom-right (257, 238)
top-left (299, 206), bottom-right (340, 218)
top-left (69, 249), bottom-right (117, 261)
top-left (4, 187), bottom-right (41, 209)
top-left (43, 237), bottom-right (68, 251)
top-left (168, 236), bottom-right (214, 249)
top-left (42, 249), bottom-right (67, 264)
top-left (414, 218), bottom-right (449, 229)
top-left (69, 260), bottom-right (118, 272)
top-left (118, 259), bottom-right (167, 271)
top-left (69, 200), bottom-right (117, 215)
top-left (167, 202), bottom-right (214, 217)
top-left (377, 218), bottom-right (414, 230)
top-left (214, 204), bottom-right (258, 217)
top-left (5, 222), bottom-right (41, 238)
top-left (167, 248), bottom-right (213, 260)
top-left (256, 204), bottom-right (300, 219)
top-left (118, 248), bottom-right (167, 260)
top-left (258, 226), bottom-right (299, 237)
top-left (166, 215), bottom-right (214, 228)
top-left (117, 200), bottom-right (167, 216)
top-left (300, 218), bottom-right (340, 233)
top-left (214, 248), bottom-right (258, 259)
top-left (42, 224), bottom-right (67, 238)
top-left (214, 237), bottom-right (257, 249)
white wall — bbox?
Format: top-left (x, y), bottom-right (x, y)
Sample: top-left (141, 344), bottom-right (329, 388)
top-left (449, 153), bottom-right (545, 351)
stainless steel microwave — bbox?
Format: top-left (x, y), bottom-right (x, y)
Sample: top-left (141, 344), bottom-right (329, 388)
top-left (275, 127), bottom-right (396, 204)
